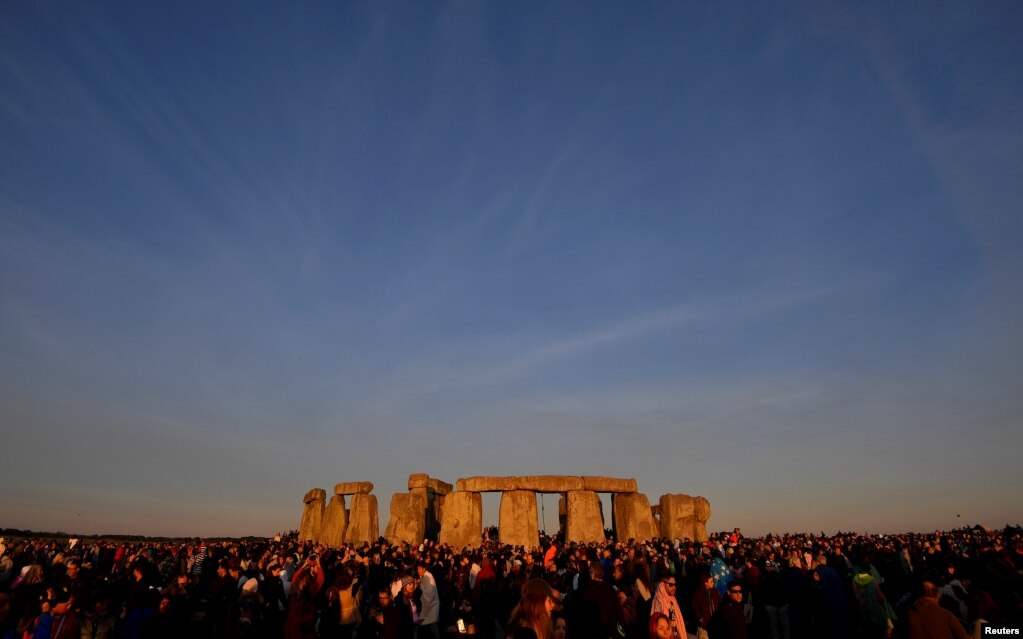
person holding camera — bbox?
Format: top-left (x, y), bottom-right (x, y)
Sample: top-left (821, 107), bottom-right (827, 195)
top-left (284, 553), bottom-right (324, 639)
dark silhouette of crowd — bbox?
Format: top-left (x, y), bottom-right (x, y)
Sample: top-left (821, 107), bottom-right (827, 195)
top-left (0, 524), bottom-right (1019, 639)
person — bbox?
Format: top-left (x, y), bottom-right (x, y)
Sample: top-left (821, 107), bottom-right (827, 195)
top-left (121, 560), bottom-right (159, 639)
top-left (472, 556), bottom-right (498, 639)
top-left (417, 561), bottom-right (440, 639)
top-left (367, 587), bottom-right (399, 639)
top-left (648, 613), bottom-right (671, 639)
top-left (572, 561), bottom-right (620, 639)
top-left (505, 580), bottom-right (556, 639)
top-left (336, 568), bottom-right (363, 639)
top-left (813, 557), bottom-right (850, 639)
top-left (551, 611), bottom-right (567, 639)
top-left (649, 577), bottom-right (686, 639)
top-left (260, 561), bottom-right (287, 637)
top-left (707, 583), bottom-right (748, 639)
top-left (851, 562), bottom-right (893, 639)
top-left (759, 556), bottom-right (791, 639)
top-left (45, 588), bottom-right (78, 639)
top-left (691, 572), bottom-right (721, 639)
top-left (0, 588), bottom-right (16, 639)
top-left (905, 580), bottom-right (969, 639)
top-left (284, 554), bottom-right (324, 639)
top-left (80, 595), bottom-right (118, 639)
top-left (141, 595), bottom-right (178, 639)
top-left (394, 576), bottom-right (418, 639)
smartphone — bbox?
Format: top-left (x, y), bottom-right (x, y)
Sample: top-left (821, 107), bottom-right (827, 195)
top-left (457, 619), bottom-right (466, 634)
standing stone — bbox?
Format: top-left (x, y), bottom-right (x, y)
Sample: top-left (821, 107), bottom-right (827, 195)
top-left (299, 488), bottom-right (327, 543)
top-left (499, 490), bottom-right (539, 548)
top-left (659, 494), bottom-right (697, 541)
top-left (438, 491), bottom-right (482, 549)
top-left (344, 494), bottom-right (379, 545)
top-left (693, 496), bottom-right (712, 542)
top-left (384, 493), bottom-right (427, 545)
top-left (565, 491), bottom-right (604, 543)
top-left (613, 493), bottom-right (659, 542)
top-left (429, 493), bottom-right (445, 541)
top-left (321, 495), bottom-right (348, 547)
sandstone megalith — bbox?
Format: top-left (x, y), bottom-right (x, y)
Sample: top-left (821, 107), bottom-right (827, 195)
top-left (659, 493), bottom-right (697, 540)
top-left (299, 477), bottom-right (707, 545)
top-left (693, 496), bottom-right (711, 542)
top-left (428, 478), bottom-right (453, 495)
top-left (456, 476), bottom-right (520, 492)
top-left (321, 495), bottom-right (348, 547)
top-left (299, 488), bottom-right (327, 542)
top-left (439, 491), bottom-right (482, 549)
top-left (565, 490), bottom-right (604, 543)
top-left (584, 477), bottom-right (638, 493)
top-left (517, 476), bottom-right (585, 492)
top-left (455, 475), bottom-right (638, 494)
top-left (384, 492), bottom-right (427, 544)
top-left (613, 493), bottom-right (659, 541)
top-left (344, 493), bottom-right (379, 545)
top-left (499, 490), bottom-right (539, 548)
top-left (334, 481), bottom-right (374, 495)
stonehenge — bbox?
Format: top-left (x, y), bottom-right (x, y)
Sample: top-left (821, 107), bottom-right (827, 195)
top-left (302, 474), bottom-right (711, 547)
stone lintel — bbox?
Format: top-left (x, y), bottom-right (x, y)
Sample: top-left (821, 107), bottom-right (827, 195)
top-left (583, 477), bottom-right (638, 493)
top-left (456, 476), bottom-right (520, 492)
top-left (456, 475), bottom-right (637, 493)
top-left (303, 488), bottom-right (327, 504)
top-left (334, 481), bottom-right (374, 495)
top-left (408, 473), bottom-right (430, 490)
top-left (517, 475), bottom-right (585, 492)
top-left (427, 478), bottom-right (453, 495)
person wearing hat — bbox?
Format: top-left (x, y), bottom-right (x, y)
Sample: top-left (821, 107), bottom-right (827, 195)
top-left (260, 560), bottom-right (287, 636)
top-left (395, 576), bottom-right (419, 639)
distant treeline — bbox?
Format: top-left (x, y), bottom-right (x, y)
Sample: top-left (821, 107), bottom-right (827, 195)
top-left (0, 528), bottom-right (271, 543)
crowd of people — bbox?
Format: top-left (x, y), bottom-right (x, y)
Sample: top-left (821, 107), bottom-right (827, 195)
top-left (0, 524), bottom-right (1019, 639)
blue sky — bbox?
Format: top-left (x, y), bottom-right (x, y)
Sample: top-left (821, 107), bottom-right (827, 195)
top-left (2, 2), bottom-right (1021, 537)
